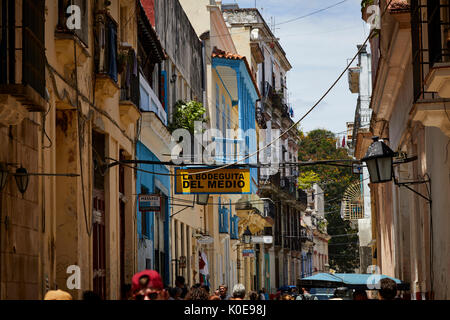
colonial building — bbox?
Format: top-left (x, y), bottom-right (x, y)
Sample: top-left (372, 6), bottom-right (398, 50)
top-left (361, 0), bottom-right (450, 299)
top-left (347, 44), bottom-right (374, 274)
top-left (135, 0), bottom-right (204, 288)
top-left (0, 0), bottom-right (140, 299)
top-left (220, 5), bottom-right (309, 292)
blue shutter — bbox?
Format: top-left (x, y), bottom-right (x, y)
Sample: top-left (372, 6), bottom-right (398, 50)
top-left (222, 96), bottom-right (226, 162)
top-left (216, 85), bottom-right (220, 130)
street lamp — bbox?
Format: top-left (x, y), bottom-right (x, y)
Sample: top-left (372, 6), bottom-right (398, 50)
top-left (243, 226), bottom-right (252, 244)
top-left (196, 194), bottom-right (209, 206)
top-left (0, 163), bottom-right (8, 192)
top-left (361, 136), bottom-right (396, 183)
top-left (361, 136), bottom-right (432, 203)
top-left (14, 167), bottom-right (29, 194)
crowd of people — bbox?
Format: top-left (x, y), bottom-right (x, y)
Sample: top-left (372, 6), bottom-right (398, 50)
top-left (43, 270), bottom-right (401, 301)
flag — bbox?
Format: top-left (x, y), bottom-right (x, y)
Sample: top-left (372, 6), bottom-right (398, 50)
top-left (342, 135), bottom-right (346, 148)
top-left (199, 250), bottom-right (209, 286)
top-left (199, 250), bottom-right (209, 276)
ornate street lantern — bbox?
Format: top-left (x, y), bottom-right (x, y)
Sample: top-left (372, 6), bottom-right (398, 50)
top-left (243, 226), bottom-right (252, 244)
top-left (196, 194), bottom-right (209, 206)
top-left (14, 167), bottom-right (29, 194)
top-left (362, 137), bottom-right (396, 183)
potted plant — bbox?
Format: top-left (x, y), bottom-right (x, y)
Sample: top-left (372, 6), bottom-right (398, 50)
top-left (361, 0), bottom-right (374, 22)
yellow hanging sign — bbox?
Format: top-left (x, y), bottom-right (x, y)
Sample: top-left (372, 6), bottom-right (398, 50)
top-left (175, 168), bottom-right (251, 194)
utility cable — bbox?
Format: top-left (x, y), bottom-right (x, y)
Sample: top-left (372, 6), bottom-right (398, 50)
top-left (182, 32), bottom-right (373, 177)
top-left (276, 0), bottom-right (349, 26)
top-left (183, 1), bottom-right (396, 177)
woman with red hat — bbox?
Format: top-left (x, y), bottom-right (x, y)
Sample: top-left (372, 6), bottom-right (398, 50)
top-left (130, 270), bottom-right (168, 300)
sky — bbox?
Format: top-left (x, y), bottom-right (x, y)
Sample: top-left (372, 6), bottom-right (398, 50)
top-left (225, 0), bottom-right (371, 136)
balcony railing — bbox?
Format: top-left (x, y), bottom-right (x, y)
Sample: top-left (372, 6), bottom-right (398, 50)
top-left (119, 48), bottom-right (140, 108)
top-left (300, 228), bottom-right (314, 242)
top-left (280, 176), bottom-right (297, 198)
top-left (0, 0), bottom-right (46, 112)
top-left (261, 81), bottom-right (273, 101)
top-left (139, 73), bottom-right (167, 125)
top-left (411, 1), bottom-right (450, 101)
top-left (95, 12), bottom-right (118, 83)
top-left (263, 201), bottom-right (275, 219)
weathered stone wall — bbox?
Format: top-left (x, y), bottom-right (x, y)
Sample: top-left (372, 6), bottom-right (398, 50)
top-left (154, 0), bottom-right (203, 100)
top-left (0, 118), bottom-right (40, 299)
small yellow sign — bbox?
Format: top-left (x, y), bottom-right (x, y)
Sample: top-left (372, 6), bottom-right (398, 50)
top-left (175, 168), bottom-right (251, 194)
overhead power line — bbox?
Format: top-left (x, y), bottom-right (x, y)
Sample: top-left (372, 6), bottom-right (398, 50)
top-left (276, 0), bottom-right (349, 26)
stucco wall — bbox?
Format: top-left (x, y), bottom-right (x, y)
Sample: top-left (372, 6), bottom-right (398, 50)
top-left (154, 0), bottom-right (203, 101)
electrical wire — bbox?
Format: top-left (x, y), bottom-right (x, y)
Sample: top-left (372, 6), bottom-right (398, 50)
top-left (73, 36), bottom-right (92, 237)
top-left (181, 31), bottom-right (374, 177)
top-left (276, 0), bottom-right (349, 26)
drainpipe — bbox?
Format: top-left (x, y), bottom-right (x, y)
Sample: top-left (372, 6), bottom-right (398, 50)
top-left (201, 40), bottom-right (207, 114)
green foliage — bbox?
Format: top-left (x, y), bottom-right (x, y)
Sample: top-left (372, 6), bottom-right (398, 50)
top-left (298, 129), bottom-right (359, 272)
top-left (361, 0), bottom-right (374, 10)
top-left (317, 220), bottom-right (328, 234)
top-left (298, 171), bottom-right (320, 190)
top-left (168, 100), bottom-right (207, 134)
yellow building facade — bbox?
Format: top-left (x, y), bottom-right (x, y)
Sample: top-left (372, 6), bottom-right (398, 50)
top-left (0, 0), bottom-right (139, 299)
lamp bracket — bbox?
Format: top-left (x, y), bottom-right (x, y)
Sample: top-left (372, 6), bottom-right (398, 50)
top-left (170, 196), bottom-right (195, 218)
top-left (393, 155), bottom-right (418, 165)
top-left (394, 176), bottom-right (431, 203)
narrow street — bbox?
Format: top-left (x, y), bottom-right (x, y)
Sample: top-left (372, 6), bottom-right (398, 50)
top-left (0, 0), bottom-right (449, 302)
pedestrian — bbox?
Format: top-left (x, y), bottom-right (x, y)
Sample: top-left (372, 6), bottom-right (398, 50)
top-left (296, 287), bottom-right (318, 300)
top-left (201, 284), bottom-right (210, 295)
top-left (353, 289), bottom-right (368, 300)
top-left (281, 293), bottom-right (294, 300)
top-left (218, 284), bottom-right (231, 300)
top-left (328, 287), bottom-right (347, 300)
top-left (168, 287), bottom-right (182, 300)
top-left (44, 289), bottom-right (72, 300)
top-left (175, 276), bottom-right (188, 299)
top-left (258, 289), bottom-right (265, 300)
top-left (230, 284), bottom-right (246, 300)
top-left (131, 270), bottom-right (168, 300)
top-left (249, 291), bottom-right (260, 300)
top-left (291, 287), bottom-right (299, 299)
top-left (378, 278), bottom-right (397, 300)
top-left (185, 286), bottom-right (210, 300)
top-left (259, 288), bottom-right (268, 300)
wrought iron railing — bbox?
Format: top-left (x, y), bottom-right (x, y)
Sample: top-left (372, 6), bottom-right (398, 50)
top-left (411, 0), bottom-right (450, 101)
top-left (0, 0), bottom-right (46, 104)
top-left (95, 12), bottom-right (118, 82)
top-left (120, 48), bottom-right (140, 107)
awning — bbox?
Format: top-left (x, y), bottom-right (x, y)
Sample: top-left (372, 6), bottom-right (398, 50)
top-left (297, 273), bottom-right (410, 291)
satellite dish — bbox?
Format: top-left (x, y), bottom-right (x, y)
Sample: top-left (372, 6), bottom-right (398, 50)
top-left (251, 28), bottom-right (260, 40)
